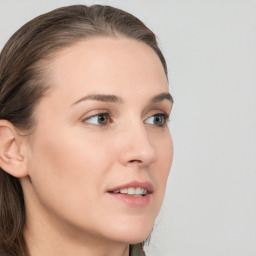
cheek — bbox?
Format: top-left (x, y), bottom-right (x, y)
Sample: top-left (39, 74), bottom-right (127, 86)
top-left (155, 132), bottom-right (173, 177)
top-left (26, 129), bottom-right (114, 216)
top-left (163, 136), bottom-right (173, 179)
top-left (152, 132), bottom-right (173, 201)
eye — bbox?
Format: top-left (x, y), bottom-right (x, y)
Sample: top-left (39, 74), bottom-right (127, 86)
top-left (83, 112), bottom-right (110, 125)
top-left (144, 113), bottom-right (169, 127)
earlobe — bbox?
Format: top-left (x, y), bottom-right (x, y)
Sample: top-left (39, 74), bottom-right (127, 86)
top-left (0, 120), bottom-right (28, 178)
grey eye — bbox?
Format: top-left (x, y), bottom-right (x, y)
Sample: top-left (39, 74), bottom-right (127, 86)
top-left (85, 113), bottom-right (109, 125)
top-left (145, 114), bottom-right (168, 126)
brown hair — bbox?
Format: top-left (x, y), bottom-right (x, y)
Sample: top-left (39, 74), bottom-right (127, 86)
top-left (0, 4), bottom-right (167, 256)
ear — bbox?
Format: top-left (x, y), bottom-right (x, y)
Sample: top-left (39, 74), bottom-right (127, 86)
top-left (0, 120), bottom-right (28, 178)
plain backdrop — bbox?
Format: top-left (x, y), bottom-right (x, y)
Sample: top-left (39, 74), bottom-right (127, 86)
top-left (0, 0), bottom-right (255, 255)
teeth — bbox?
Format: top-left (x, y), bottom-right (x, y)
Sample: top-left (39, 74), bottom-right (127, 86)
top-left (136, 187), bottom-right (144, 194)
top-left (120, 188), bottom-right (128, 194)
top-left (127, 187), bottom-right (136, 195)
top-left (113, 187), bottom-right (147, 196)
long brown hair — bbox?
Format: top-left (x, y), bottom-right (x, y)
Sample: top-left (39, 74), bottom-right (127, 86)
top-left (0, 4), bottom-right (167, 255)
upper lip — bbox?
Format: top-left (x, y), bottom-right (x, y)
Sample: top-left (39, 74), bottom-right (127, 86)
top-left (107, 180), bottom-right (154, 193)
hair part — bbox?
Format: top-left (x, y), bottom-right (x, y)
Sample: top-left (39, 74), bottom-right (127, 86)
top-left (0, 4), bottom-right (167, 255)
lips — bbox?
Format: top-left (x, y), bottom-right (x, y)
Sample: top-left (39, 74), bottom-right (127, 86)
top-left (107, 181), bottom-right (153, 207)
top-left (112, 187), bottom-right (147, 196)
top-left (107, 181), bottom-right (153, 195)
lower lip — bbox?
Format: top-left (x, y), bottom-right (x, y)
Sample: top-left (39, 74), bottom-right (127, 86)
top-left (107, 193), bottom-right (152, 207)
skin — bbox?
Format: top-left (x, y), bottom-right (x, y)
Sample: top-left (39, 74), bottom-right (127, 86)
top-left (17, 37), bottom-right (174, 256)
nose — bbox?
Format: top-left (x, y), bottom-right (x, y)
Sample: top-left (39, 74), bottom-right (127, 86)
top-left (117, 121), bottom-right (157, 167)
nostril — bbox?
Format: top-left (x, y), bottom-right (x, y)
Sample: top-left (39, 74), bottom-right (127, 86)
top-left (129, 159), bottom-right (143, 163)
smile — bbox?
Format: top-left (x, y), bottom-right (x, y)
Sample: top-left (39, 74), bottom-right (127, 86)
top-left (107, 181), bottom-right (153, 207)
top-left (111, 187), bottom-right (147, 196)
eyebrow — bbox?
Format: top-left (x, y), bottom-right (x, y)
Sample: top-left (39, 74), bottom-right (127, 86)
top-left (72, 92), bottom-right (173, 106)
top-left (72, 94), bottom-right (122, 105)
top-left (151, 92), bottom-right (173, 104)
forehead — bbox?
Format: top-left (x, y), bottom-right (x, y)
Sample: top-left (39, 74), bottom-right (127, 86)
top-left (46, 37), bottom-right (168, 101)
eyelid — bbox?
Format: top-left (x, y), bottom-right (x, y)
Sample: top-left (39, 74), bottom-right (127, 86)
top-left (144, 109), bottom-right (170, 120)
top-left (143, 101), bottom-right (172, 117)
top-left (79, 108), bottom-right (171, 127)
top-left (144, 112), bottom-right (170, 127)
top-left (80, 110), bottom-right (110, 125)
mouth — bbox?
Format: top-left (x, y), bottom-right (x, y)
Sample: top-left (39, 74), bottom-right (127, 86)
top-left (107, 181), bottom-right (153, 207)
top-left (110, 187), bottom-right (148, 196)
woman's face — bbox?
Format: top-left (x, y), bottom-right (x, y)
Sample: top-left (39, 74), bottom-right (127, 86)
top-left (23, 37), bottom-right (173, 245)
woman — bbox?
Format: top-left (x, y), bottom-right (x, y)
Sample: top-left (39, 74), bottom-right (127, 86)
top-left (0, 4), bottom-right (173, 256)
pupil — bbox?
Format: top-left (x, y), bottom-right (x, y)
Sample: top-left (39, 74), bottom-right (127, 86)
top-left (98, 115), bottom-right (107, 124)
top-left (155, 115), bottom-right (163, 125)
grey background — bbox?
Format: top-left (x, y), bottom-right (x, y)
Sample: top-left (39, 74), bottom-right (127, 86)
top-left (0, 0), bottom-right (255, 255)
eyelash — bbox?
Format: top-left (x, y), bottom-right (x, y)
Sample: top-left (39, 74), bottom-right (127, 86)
top-left (82, 111), bottom-right (170, 127)
top-left (82, 111), bottom-right (111, 126)
top-left (144, 113), bottom-right (170, 127)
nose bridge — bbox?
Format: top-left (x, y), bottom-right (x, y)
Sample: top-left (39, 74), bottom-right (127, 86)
top-left (118, 117), bottom-right (157, 166)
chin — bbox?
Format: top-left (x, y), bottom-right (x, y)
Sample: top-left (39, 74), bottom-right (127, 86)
top-left (113, 231), bottom-right (151, 245)
top-left (125, 233), bottom-right (151, 245)
top-left (105, 216), bottom-right (154, 244)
